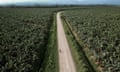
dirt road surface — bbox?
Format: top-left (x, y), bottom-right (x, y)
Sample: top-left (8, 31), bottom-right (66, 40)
top-left (57, 12), bottom-right (76, 72)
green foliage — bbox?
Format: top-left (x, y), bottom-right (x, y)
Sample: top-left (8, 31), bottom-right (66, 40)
top-left (62, 17), bottom-right (92, 72)
top-left (63, 7), bottom-right (120, 72)
top-left (40, 13), bottom-right (58, 72)
top-left (0, 8), bottom-right (55, 72)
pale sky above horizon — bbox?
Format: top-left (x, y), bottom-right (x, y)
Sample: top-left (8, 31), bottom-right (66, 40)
top-left (0, 0), bottom-right (120, 5)
top-left (0, 0), bottom-right (52, 4)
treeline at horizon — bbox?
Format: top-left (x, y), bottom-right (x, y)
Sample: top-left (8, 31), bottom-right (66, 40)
top-left (0, 4), bottom-right (119, 8)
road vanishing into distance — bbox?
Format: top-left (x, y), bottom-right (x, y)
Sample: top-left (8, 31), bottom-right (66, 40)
top-left (57, 12), bottom-right (76, 72)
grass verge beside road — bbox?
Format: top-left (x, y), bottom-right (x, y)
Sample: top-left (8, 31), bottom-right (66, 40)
top-left (61, 14), bottom-right (97, 72)
top-left (39, 13), bottom-right (58, 72)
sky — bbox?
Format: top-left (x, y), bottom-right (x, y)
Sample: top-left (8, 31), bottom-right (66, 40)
top-left (0, 0), bottom-right (120, 5)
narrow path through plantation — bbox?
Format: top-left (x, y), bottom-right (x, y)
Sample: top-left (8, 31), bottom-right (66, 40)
top-left (57, 12), bottom-right (76, 72)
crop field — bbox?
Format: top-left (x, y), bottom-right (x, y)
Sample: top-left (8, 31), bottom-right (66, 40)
top-left (0, 8), bottom-right (57, 72)
top-left (63, 7), bottom-right (120, 72)
top-left (0, 6), bottom-right (120, 72)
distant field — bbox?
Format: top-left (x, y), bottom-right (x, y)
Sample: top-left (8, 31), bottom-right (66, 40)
top-left (63, 7), bottom-right (120, 72)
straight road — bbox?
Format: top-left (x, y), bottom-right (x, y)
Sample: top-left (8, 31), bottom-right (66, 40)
top-left (57, 12), bottom-right (76, 72)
